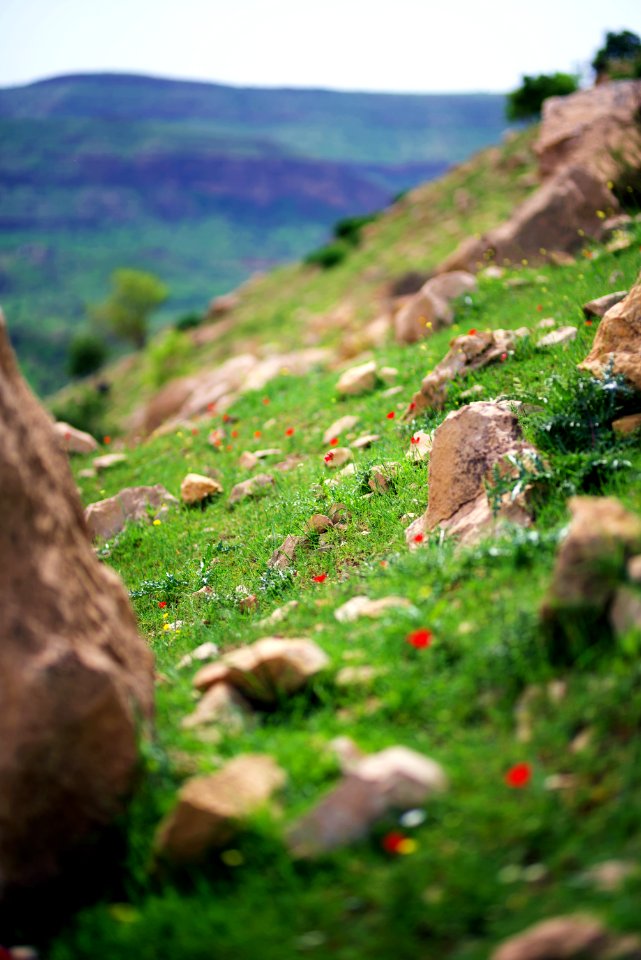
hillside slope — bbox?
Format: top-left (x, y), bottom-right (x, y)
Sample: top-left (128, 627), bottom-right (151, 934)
top-left (0, 74), bottom-right (506, 394)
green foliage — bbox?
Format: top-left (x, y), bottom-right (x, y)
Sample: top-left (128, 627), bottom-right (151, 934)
top-left (174, 311), bottom-right (203, 331)
top-left (67, 330), bottom-right (108, 378)
top-left (592, 30), bottom-right (641, 78)
top-left (333, 213), bottom-right (378, 246)
top-left (304, 241), bottom-right (349, 270)
top-left (49, 385), bottom-right (112, 438)
top-left (506, 73), bottom-right (579, 122)
top-left (91, 268), bottom-right (168, 348)
top-left (143, 328), bottom-right (192, 390)
top-left (129, 572), bottom-right (187, 604)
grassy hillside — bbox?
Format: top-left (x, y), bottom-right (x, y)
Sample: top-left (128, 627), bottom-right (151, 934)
top-left (0, 73), bottom-right (506, 394)
top-left (10, 110), bottom-right (641, 956)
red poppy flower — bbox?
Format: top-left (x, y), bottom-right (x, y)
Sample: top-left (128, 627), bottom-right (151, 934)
top-left (231, 429), bottom-right (239, 438)
top-left (406, 628), bottom-right (433, 649)
top-left (386, 411), bottom-right (395, 420)
top-left (408, 402), bottom-right (417, 412)
top-left (312, 573), bottom-right (327, 583)
top-left (191, 428), bottom-right (199, 436)
top-left (285, 427), bottom-right (295, 436)
top-left (254, 430), bottom-right (261, 438)
top-left (222, 413), bottom-right (231, 423)
top-left (505, 762), bottom-right (532, 788)
top-left (410, 435), bottom-right (420, 445)
top-left (585, 319), bottom-right (593, 326)
top-left (382, 831), bottom-right (406, 854)
top-left (468, 328), bottom-right (477, 336)
top-left (158, 601), bottom-right (167, 609)
top-left (500, 352), bottom-right (508, 362)
top-left (262, 397), bottom-right (270, 405)
top-left (536, 304), bottom-right (543, 312)
top-left (329, 437), bottom-right (339, 446)
top-left (207, 402), bottom-right (216, 413)
top-left (324, 452), bottom-right (334, 463)
top-left (103, 435), bottom-right (111, 445)
top-left (413, 532), bottom-right (425, 543)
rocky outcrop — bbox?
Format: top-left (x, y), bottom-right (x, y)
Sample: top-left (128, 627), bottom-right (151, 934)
top-left (0, 310), bottom-right (154, 898)
top-left (579, 270), bottom-right (641, 390)
top-left (53, 421), bottom-right (98, 454)
top-left (85, 484), bottom-right (177, 539)
top-left (407, 401), bottom-right (538, 546)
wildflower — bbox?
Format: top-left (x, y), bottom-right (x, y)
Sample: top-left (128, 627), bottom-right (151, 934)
top-left (103, 435), bottom-right (111, 445)
top-left (406, 628), bottom-right (433, 649)
top-left (312, 573), bottom-right (327, 583)
top-left (329, 437), bottom-right (339, 446)
top-left (231, 429), bottom-right (239, 439)
top-left (386, 411), bottom-right (395, 420)
top-left (324, 452), bottom-right (334, 463)
top-left (410, 435), bottom-right (420, 445)
top-left (500, 352), bottom-right (508, 362)
top-left (254, 430), bottom-right (261, 438)
top-left (413, 532), bottom-right (424, 544)
top-left (152, 519), bottom-right (162, 527)
top-left (468, 328), bottom-right (477, 336)
top-left (191, 428), bottom-right (198, 436)
top-left (505, 762), bottom-right (532, 788)
top-left (382, 831), bottom-right (407, 854)
top-left (207, 402), bottom-right (216, 413)
top-left (162, 623), bottom-right (171, 632)
top-left (262, 397), bottom-right (270, 405)
top-left (158, 601), bottom-right (167, 608)
top-left (222, 413), bottom-right (231, 423)
top-left (285, 427), bottom-right (295, 436)
top-left (585, 319), bottom-right (593, 327)
top-left (536, 304), bottom-right (543, 312)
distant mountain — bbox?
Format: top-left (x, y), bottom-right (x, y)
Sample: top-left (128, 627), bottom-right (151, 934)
top-left (0, 73), bottom-right (507, 393)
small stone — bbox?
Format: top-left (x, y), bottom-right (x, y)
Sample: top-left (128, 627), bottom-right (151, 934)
top-left (582, 860), bottom-right (637, 892)
top-left (78, 468), bottom-right (96, 479)
top-left (257, 600), bottom-right (299, 628)
top-left (228, 473), bottom-right (274, 506)
top-left (324, 447), bottom-right (352, 469)
top-left (181, 473), bottom-right (224, 505)
top-left (181, 682), bottom-right (252, 730)
top-left (537, 325), bottom-right (577, 348)
top-left (268, 534), bottom-right (308, 570)
top-left (627, 555), bottom-right (641, 583)
top-left (537, 317), bottom-right (556, 329)
top-left (335, 665), bottom-right (384, 687)
top-left (406, 430), bottom-right (432, 462)
top-left (337, 463), bottom-right (356, 477)
top-left (238, 451), bottom-right (259, 470)
top-left (483, 265), bottom-right (505, 279)
top-left (336, 361), bottom-right (378, 396)
top-left (352, 433), bottom-right (380, 449)
top-left (334, 595), bottom-right (411, 623)
top-left (583, 290), bottom-right (627, 319)
top-left (54, 421), bottom-right (98, 454)
top-left (610, 586), bottom-right (641, 637)
top-left (329, 736), bottom-right (365, 773)
top-left (177, 641), bottom-right (219, 669)
top-left (238, 594), bottom-right (258, 613)
top-left (612, 413), bottom-right (641, 436)
top-left (305, 514), bottom-right (333, 534)
top-left (379, 366), bottom-right (398, 384)
top-left (459, 383), bottom-right (485, 398)
top-left (381, 386), bottom-right (403, 398)
top-left (93, 452), bottom-right (127, 472)
top-left (323, 415), bottom-right (359, 445)
top-left (85, 484), bottom-right (178, 540)
top-left (155, 755), bottom-right (286, 862)
top-left (253, 448), bottom-right (282, 459)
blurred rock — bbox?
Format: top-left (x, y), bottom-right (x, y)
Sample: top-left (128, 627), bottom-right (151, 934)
top-left (54, 421), bottom-right (98, 455)
top-left (180, 473), bottom-right (223, 505)
top-left (85, 484), bottom-right (177, 539)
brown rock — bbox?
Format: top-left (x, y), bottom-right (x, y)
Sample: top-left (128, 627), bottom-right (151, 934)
top-left (580, 272), bottom-right (641, 390)
top-left (352, 433), bottom-right (380, 449)
top-left (181, 683), bottom-right (252, 730)
top-left (394, 288), bottom-right (451, 344)
top-left (257, 600), bottom-right (299, 629)
top-left (336, 361), bottom-right (377, 396)
top-left (583, 291), bottom-right (628, 319)
top-left (85, 484), bottom-right (178, 539)
top-left (582, 860), bottom-right (637, 892)
top-left (193, 637), bottom-right (330, 704)
top-left (228, 473), bottom-right (274, 506)
top-left (207, 292), bottom-right (240, 318)
top-left (542, 496), bottom-right (641, 621)
top-left (180, 472), bottom-right (223, 505)
top-left (335, 666), bottom-right (384, 687)
top-left (323, 415), bottom-right (359, 445)
top-left (537, 325), bottom-right (577, 348)
top-left (268, 534), bottom-right (309, 570)
top-left (334, 595), bottom-right (412, 623)
top-left (610, 586), bottom-right (641, 637)
top-left (491, 914), bottom-right (641, 960)
top-left (305, 514), bottom-right (333, 534)
top-left (410, 401), bottom-right (537, 546)
top-left (287, 745), bottom-right (446, 856)
top-left (93, 452), bottom-right (127, 472)
top-left (612, 413), bottom-right (641, 436)
top-left (324, 447), bottom-right (352, 469)
top-left (405, 328), bottom-right (528, 417)
top-left (155, 755), bottom-right (286, 863)
top-left (0, 310), bottom-right (154, 895)
top-left (54, 421), bottom-right (98, 455)
top-left (238, 451), bottom-right (259, 470)
top-left (177, 641), bottom-right (219, 669)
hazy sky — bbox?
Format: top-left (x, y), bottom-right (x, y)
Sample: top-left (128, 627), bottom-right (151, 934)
top-left (1, 0), bottom-right (640, 93)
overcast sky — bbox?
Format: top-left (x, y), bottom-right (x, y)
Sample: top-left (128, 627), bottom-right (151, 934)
top-left (1, 0), bottom-right (640, 93)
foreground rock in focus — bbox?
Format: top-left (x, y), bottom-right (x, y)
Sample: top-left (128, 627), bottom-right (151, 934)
top-left (0, 310), bottom-right (155, 899)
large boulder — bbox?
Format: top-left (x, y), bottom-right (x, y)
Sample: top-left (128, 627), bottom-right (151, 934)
top-left (579, 270), bottom-right (641, 391)
top-left (394, 271), bottom-right (477, 344)
top-left (407, 401), bottom-right (538, 546)
top-left (0, 311), bottom-right (154, 899)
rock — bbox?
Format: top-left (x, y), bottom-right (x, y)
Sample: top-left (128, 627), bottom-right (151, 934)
top-left (155, 755), bottom-right (286, 863)
top-left (228, 473), bottom-right (274, 506)
top-left (335, 666), bottom-right (384, 687)
top-left (193, 637), bottom-right (330, 704)
top-left (580, 271), bottom-right (641, 390)
top-left (627, 556), bottom-right (641, 583)
top-left (583, 291), bottom-right (628, 319)
top-left (337, 463), bottom-right (356, 479)
top-left (239, 451), bottom-right (259, 470)
top-left (177, 642), bottom-right (219, 669)
top-left (582, 860), bottom-right (637, 892)
top-left (54, 421), bottom-right (98, 455)
top-left (425, 271), bottom-right (478, 301)
top-left (180, 473), bottom-right (223, 505)
top-left (610, 586), bottom-right (641, 637)
top-left (538, 317), bottom-right (556, 330)
top-left (404, 328), bottom-right (528, 417)
top-left (323, 415), bottom-right (359, 445)
top-left (181, 683), bottom-right (252, 730)
top-left (406, 430), bottom-right (432, 462)
top-left (0, 310), bottom-right (154, 896)
top-left (287, 745), bottom-right (446, 856)
top-left (612, 413), bottom-right (641, 436)
top-left (334, 595), bottom-right (412, 623)
top-left (408, 401), bottom-right (538, 546)
top-left (323, 447), bottom-right (352, 469)
top-left (379, 366), bottom-right (398, 384)
top-left (336, 361), bottom-right (378, 396)
top-left (268, 534), bottom-right (308, 570)
top-left (394, 272), bottom-right (477, 345)
top-left (352, 433), bottom-right (380, 449)
top-left (537, 325), bottom-right (577, 348)
top-left (491, 914), bottom-right (641, 960)
top-left (93, 452), bottom-right (127, 472)
top-left (207, 292), bottom-right (240, 318)
top-left (305, 514), bottom-right (333, 534)
top-left (85, 484), bottom-right (178, 540)
top-left (257, 600), bottom-right (299, 629)
top-left (542, 497), bottom-right (641, 632)
top-left (253, 448), bottom-right (283, 459)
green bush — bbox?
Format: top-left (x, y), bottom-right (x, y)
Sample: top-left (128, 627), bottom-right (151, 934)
top-left (143, 328), bottom-right (192, 390)
top-left (506, 73), bottom-right (579, 122)
top-left (50, 386), bottom-right (112, 438)
top-left (592, 30), bottom-right (641, 79)
top-left (304, 241), bottom-right (349, 270)
top-left (67, 331), bottom-right (108, 378)
top-left (174, 312), bottom-right (203, 332)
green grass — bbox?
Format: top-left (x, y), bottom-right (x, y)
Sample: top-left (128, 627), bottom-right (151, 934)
top-left (13, 223), bottom-right (641, 957)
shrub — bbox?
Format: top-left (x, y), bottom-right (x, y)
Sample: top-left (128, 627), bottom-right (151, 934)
top-left (174, 312), bottom-right (203, 332)
top-left (67, 331), bottom-right (108, 378)
top-left (304, 241), bottom-right (349, 270)
top-left (506, 73), bottom-right (579, 122)
top-left (143, 328), bottom-right (192, 390)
